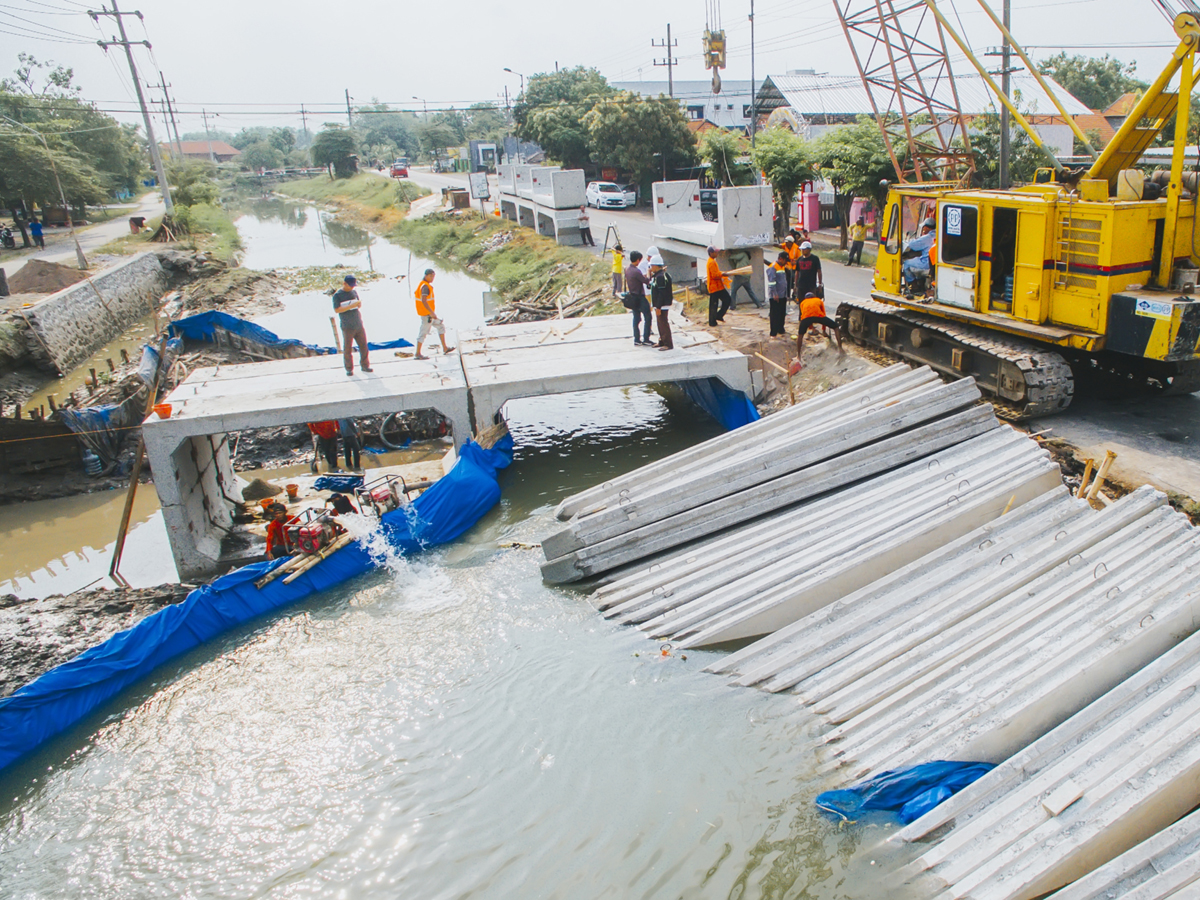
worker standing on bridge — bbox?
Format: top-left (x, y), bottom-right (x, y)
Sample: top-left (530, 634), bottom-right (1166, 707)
top-left (414, 269), bottom-right (455, 360)
top-left (333, 274), bottom-right (372, 376)
top-left (794, 241), bottom-right (823, 301)
top-left (783, 235), bottom-right (800, 298)
top-left (649, 254), bottom-right (674, 351)
top-left (625, 250), bottom-right (653, 346)
top-left (767, 251), bottom-right (791, 338)
top-left (610, 244), bottom-right (626, 297)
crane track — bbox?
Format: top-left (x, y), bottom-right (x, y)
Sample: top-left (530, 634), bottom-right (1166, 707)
top-left (836, 296), bottom-right (1075, 420)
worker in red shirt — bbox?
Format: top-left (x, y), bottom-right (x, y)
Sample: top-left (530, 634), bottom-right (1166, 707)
top-left (307, 420), bottom-right (339, 472)
top-left (265, 503), bottom-right (295, 560)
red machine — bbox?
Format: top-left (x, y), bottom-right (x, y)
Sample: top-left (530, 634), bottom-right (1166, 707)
top-left (355, 474), bottom-right (409, 517)
top-left (286, 509), bottom-right (340, 555)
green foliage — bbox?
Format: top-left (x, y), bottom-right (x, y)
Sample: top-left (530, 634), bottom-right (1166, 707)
top-left (583, 92), bottom-right (697, 186)
top-left (1037, 53), bottom-right (1146, 112)
top-left (354, 103), bottom-right (420, 159)
top-left (418, 123), bottom-right (460, 156)
top-left (814, 117), bottom-right (894, 212)
top-left (698, 129), bottom-right (754, 186)
top-left (275, 172), bottom-right (430, 217)
top-left (239, 141), bottom-right (285, 171)
top-left (0, 57), bottom-right (145, 206)
top-left (168, 202), bottom-right (242, 261)
top-left (750, 127), bottom-right (817, 234)
top-left (965, 109), bottom-right (1047, 187)
top-left (310, 125), bottom-right (358, 178)
top-left (165, 160), bottom-right (220, 206)
top-left (514, 67), bottom-right (615, 169)
top-left (394, 181), bottom-right (425, 204)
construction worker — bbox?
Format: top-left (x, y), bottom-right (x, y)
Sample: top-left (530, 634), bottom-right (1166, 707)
top-left (414, 268), bottom-right (455, 360)
top-left (332, 274), bottom-right (371, 376)
top-left (795, 291), bottom-right (843, 366)
top-left (706, 246), bottom-right (732, 327)
top-left (902, 219), bottom-right (936, 287)
top-left (265, 503), bottom-right (296, 560)
top-left (783, 235), bottom-right (801, 298)
top-left (847, 216), bottom-right (867, 266)
top-left (766, 251), bottom-right (791, 338)
top-left (794, 241), bottom-right (823, 300)
top-left (610, 244), bottom-right (626, 296)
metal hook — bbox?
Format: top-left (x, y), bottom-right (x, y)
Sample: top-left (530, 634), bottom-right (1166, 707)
top-left (958, 479), bottom-right (971, 492)
top-left (1094, 562), bottom-right (1108, 579)
top-left (978, 538), bottom-right (995, 551)
top-left (1067, 553), bottom-right (1083, 566)
top-left (1107, 586), bottom-right (1121, 600)
top-left (928, 459), bottom-right (941, 469)
top-left (999, 553), bottom-right (1014, 565)
top-left (1054, 530), bottom-right (1068, 542)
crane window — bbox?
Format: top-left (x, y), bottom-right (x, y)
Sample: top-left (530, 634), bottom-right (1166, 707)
top-left (940, 204), bottom-right (978, 268)
top-left (884, 202), bottom-right (900, 255)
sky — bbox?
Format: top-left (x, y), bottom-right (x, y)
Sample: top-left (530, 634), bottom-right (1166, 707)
top-left (0, 0), bottom-right (1188, 137)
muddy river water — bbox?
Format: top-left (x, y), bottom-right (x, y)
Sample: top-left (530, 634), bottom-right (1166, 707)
top-left (0, 201), bottom-right (903, 898)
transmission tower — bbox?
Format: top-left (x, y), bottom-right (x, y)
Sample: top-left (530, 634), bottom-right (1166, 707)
top-left (833, 0), bottom-right (975, 184)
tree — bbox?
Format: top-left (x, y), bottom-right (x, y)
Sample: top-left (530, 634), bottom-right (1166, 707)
top-left (353, 103), bottom-right (419, 158)
top-left (1, 53), bottom-right (79, 98)
top-left (418, 122), bottom-right (460, 158)
top-left (0, 136), bottom-right (107, 214)
top-left (164, 159), bottom-right (219, 206)
top-left (750, 127), bottom-right (817, 236)
top-left (964, 108), bottom-right (1047, 188)
top-left (464, 102), bottom-right (506, 141)
top-left (1037, 53), bottom-right (1145, 112)
top-left (583, 92), bottom-right (697, 189)
top-left (240, 141), bottom-right (284, 171)
top-left (814, 118), bottom-right (895, 246)
top-left (310, 125), bottom-right (358, 178)
top-left (698, 129), bottom-right (755, 186)
top-left (269, 128), bottom-right (295, 154)
top-left (514, 67), bottom-right (614, 168)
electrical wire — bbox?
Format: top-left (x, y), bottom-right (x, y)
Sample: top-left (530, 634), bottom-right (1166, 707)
top-left (0, 8), bottom-right (94, 39)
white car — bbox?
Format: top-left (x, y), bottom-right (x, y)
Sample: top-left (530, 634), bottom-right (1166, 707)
top-left (586, 181), bottom-right (636, 209)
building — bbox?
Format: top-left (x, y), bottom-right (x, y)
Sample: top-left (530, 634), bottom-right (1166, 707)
top-left (753, 69), bottom-right (1093, 157)
top-left (161, 141), bottom-right (243, 163)
top-left (611, 80), bottom-right (757, 132)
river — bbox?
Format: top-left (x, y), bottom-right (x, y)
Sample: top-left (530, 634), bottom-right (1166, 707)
top-left (0, 198), bottom-right (901, 898)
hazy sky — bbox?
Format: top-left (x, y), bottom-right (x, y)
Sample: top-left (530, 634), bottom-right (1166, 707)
top-left (1, 0), bottom-right (1187, 136)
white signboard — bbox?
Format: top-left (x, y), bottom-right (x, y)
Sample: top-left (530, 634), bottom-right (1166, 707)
top-left (945, 206), bottom-right (962, 237)
top-left (1135, 297), bottom-right (1173, 319)
top-left (468, 172), bottom-right (490, 200)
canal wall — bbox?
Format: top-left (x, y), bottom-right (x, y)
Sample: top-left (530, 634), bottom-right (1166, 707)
top-left (11, 252), bottom-right (168, 374)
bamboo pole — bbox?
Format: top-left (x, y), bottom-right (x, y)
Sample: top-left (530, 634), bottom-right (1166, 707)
top-left (329, 316), bottom-right (342, 353)
top-left (1075, 458), bottom-right (1095, 499)
top-left (282, 533), bottom-right (355, 584)
top-left (1086, 450), bottom-right (1118, 503)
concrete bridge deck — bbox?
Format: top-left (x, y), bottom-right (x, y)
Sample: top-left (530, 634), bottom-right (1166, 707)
top-left (144, 314), bottom-right (755, 579)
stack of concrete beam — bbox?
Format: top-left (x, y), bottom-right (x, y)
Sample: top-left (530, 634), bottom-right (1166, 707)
top-left (594, 426), bottom-right (1062, 647)
top-left (542, 365), bottom-right (1003, 587)
top-left (709, 485), bottom-right (1200, 784)
top-left (890, 585), bottom-right (1200, 900)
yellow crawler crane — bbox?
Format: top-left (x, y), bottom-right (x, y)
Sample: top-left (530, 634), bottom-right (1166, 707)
top-left (838, 6), bottom-right (1200, 417)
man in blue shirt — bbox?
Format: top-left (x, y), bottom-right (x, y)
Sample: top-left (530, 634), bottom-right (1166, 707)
top-left (29, 218), bottom-right (44, 249)
top-left (902, 219), bottom-right (936, 286)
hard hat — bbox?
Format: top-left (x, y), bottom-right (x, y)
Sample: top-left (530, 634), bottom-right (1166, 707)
top-left (650, 254), bottom-right (665, 266)
top-left (784, 236), bottom-right (794, 243)
top-left (800, 241), bottom-right (812, 249)
top-left (923, 218), bottom-right (935, 229)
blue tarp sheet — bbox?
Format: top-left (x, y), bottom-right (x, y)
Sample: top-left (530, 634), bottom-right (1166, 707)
top-left (312, 475), bottom-right (365, 493)
top-left (816, 761), bottom-right (995, 825)
top-left (0, 435), bottom-right (512, 774)
top-left (679, 376), bottom-right (760, 430)
top-left (169, 311), bottom-right (413, 356)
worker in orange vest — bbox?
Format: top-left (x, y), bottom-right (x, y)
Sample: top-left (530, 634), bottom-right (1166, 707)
top-left (414, 269), bottom-right (455, 360)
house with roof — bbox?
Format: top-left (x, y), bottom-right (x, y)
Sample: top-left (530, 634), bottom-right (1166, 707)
top-left (611, 80), bottom-right (757, 132)
top-left (160, 141), bottom-right (243, 163)
top-left (753, 69), bottom-right (1094, 157)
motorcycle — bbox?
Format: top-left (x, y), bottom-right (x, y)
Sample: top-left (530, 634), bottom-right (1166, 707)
top-left (1, 227), bottom-right (15, 250)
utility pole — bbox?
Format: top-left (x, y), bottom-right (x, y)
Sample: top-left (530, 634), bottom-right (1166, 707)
top-left (750, 0), bottom-right (757, 146)
top-left (999, 0), bottom-right (1011, 188)
top-left (155, 69), bottom-right (184, 158)
top-left (201, 108), bottom-right (216, 163)
top-left (300, 104), bottom-right (309, 137)
top-left (89, 0), bottom-right (173, 214)
top-left (345, 89), bottom-right (353, 128)
top-left (652, 24), bottom-right (678, 98)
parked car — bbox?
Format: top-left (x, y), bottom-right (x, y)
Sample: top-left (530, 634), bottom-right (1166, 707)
top-left (390, 158), bottom-right (409, 178)
top-left (586, 181), bottom-right (635, 209)
top-left (700, 188), bottom-right (718, 222)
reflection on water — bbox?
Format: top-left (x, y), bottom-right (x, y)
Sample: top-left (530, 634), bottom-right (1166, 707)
top-left (0, 385), bottom-right (909, 898)
top-left (236, 199), bottom-right (489, 349)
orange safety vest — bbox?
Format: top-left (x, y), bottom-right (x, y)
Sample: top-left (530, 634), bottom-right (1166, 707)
top-left (415, 280), bottom-right (435, 316)
top-left (785, 243), bottom-right (801, 270)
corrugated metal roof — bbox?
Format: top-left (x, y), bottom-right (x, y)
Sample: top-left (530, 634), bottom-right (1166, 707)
top-left (758, 70), bottom-right (1092, 119)
top-left (611, 80), bottom-right (754, 101)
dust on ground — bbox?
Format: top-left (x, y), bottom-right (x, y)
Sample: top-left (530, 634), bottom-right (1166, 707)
top-left (6, 259), bottom-right (90, 295)
top-left (0, 583), bottom-right (195, 698)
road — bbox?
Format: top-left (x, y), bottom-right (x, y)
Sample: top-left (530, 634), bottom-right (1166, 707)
top-left (1, 192), bottom-right (166, 279)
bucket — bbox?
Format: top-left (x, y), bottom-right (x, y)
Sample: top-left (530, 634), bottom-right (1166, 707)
top-left (1117, 169), bottom-right (1144, 202)
top-left (260, 498), bottom-right (275, 512)
top-left (286, 484), bottom-right (299, 500)
top-left (82, 449), bottom-right (103, 476)
top-left (153, 403), bottom-right (172, 419)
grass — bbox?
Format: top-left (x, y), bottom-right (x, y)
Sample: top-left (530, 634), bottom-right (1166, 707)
top-left (275, 173), bottom-right (430, 230)
top-left (392, 211), bottom-right (613, 307)
top-left (94, 201), bottom-right (243, 262)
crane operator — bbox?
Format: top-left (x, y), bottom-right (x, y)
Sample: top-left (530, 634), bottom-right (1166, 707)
top-left (902, 218), bottom-right (936, 286)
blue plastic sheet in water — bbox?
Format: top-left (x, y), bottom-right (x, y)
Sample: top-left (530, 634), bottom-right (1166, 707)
top-left (169, 311), bottom-right (413, 355)
top-left (0, 435), bottom-right (512, 774)
top-left (679, 376), bottom-right (760, 430)
top-left (815, 761), bottom-right (995, 825)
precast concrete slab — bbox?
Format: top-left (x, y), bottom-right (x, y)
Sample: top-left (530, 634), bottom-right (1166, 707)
top-left (1051, 806), bottom-right (1200, 899)
top-left (460, 313), bottom-right (753, 430)
top-left (892, 581), bottom-right (1200, 900)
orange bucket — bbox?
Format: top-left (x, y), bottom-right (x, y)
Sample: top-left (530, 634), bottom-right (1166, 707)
top-left (153, 403), bottom-right (172, 418)
top-left (286, 483), bottom-right (299, 500)
top-left (259, 498), bottom-right (274, 511)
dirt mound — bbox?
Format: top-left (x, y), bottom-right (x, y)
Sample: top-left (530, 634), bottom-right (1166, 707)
top-left (241, 477), bottom-right (282, 501)
top-left (177, 267), bottom-right (288, 317)
top-left (6, 259), bottom-right (89, 295)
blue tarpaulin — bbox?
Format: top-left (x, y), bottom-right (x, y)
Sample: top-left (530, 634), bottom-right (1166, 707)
top-left (169, 311), bottom-right (413, 356)
top-left (816, 761), bottom-right (995, 824)
top-left (0, 435), bottom-right (512, 774)
top-left (679, 376), bottom-right (760, 430)
top-left (312, 474), bottom-right (365, 493)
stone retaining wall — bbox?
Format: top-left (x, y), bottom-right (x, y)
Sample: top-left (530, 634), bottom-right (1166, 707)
top-left (13, 252), bottom-right (168, 374)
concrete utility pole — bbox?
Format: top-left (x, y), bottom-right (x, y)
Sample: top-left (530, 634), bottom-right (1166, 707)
top-left (999, 0), bottom-right (1011, 188)
top-left (300, 103), bottom-right (309, 137)
top-left (90, 0), bottom-right (173, 214)
top-left (652, 24), bottom-right (679, 97)
top-left (201, 108), bottom-right (216, 163)
top-left (152, 69), bottom-right (184, 158)
top-left (345, 89), bottom-right (353, 128)
top-left (750, 0), bottom-right (757, 145)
